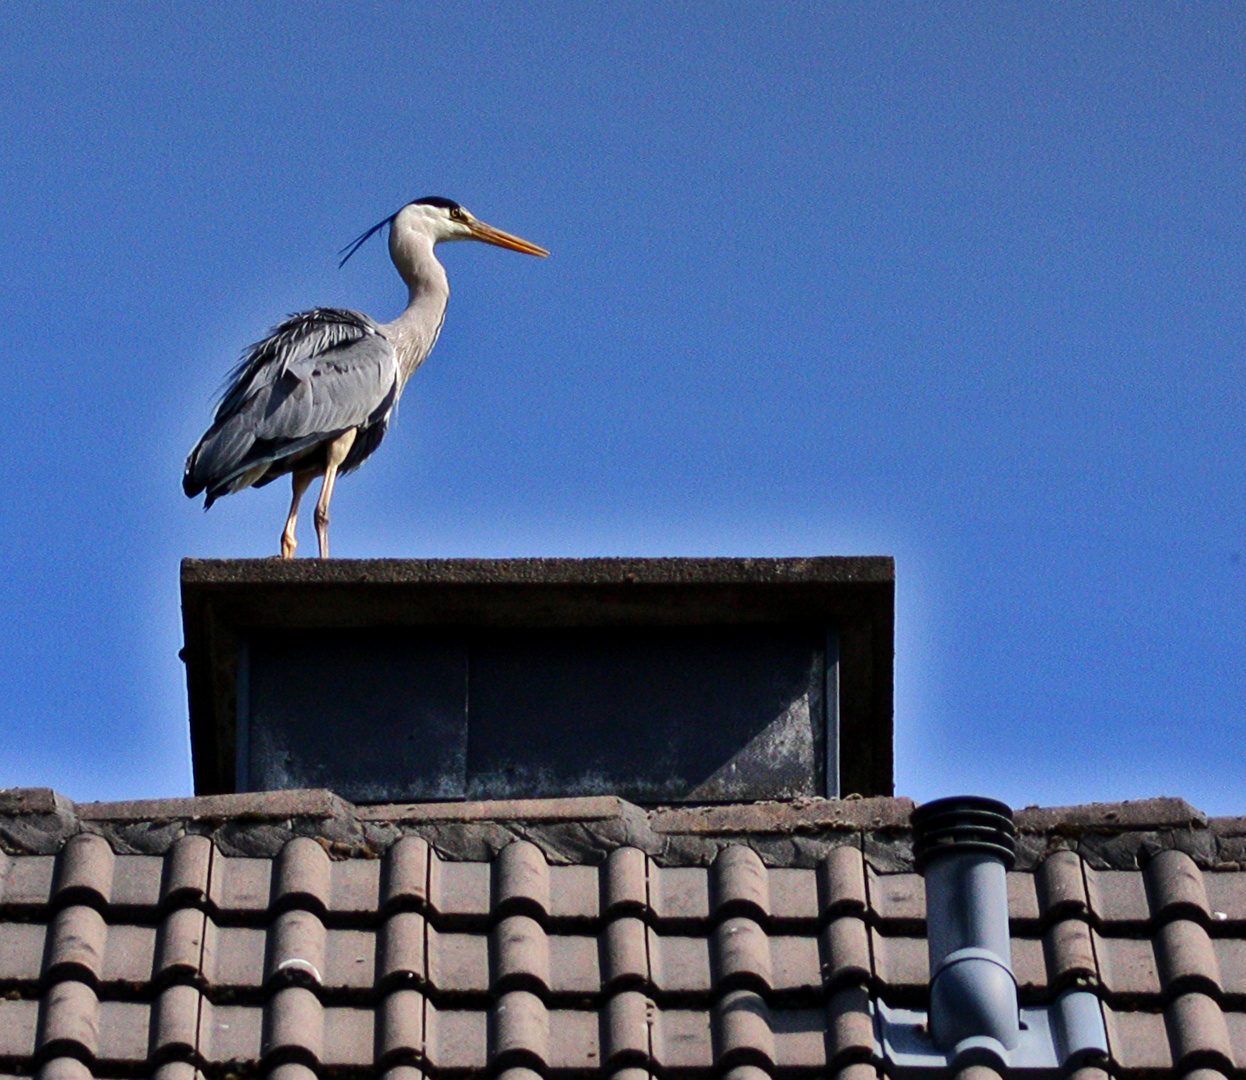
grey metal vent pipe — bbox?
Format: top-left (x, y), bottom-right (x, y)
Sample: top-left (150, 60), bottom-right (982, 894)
top-left (911, 796), bottom-right (1019, 1066)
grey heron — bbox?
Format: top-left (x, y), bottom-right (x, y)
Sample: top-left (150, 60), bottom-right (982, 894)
top-left (184, 197), bottom-right (548, 558)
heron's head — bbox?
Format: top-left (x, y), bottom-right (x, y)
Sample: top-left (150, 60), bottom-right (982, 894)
top-left (340, 197), bottom-right (548, 269)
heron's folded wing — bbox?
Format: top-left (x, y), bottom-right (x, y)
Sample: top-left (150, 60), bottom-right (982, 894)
top-left (185, 309), bottom-right (398, 499)
top-left (214, 308), bottom-right (386, 420)
top-left (256, 329), bottom-right (399, 441)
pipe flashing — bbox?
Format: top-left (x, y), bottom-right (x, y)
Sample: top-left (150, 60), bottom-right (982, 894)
top-left (876, 796), bottom-right (1109, 1076)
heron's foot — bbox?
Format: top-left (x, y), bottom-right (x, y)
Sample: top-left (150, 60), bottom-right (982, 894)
top-left (281, 530), bottom-right (297, 559)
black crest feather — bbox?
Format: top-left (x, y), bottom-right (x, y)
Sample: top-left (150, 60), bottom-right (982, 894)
top-left (338, 196), bottom-right (463, 268)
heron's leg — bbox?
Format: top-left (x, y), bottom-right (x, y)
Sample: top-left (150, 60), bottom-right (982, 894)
top-left (281, 469), bottom-right (318, 559)
top-left (314, 428), bottom-right (358, 560)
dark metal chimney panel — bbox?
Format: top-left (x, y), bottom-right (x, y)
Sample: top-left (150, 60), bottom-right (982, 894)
top-left (181, 557), bottom-right (894, 802)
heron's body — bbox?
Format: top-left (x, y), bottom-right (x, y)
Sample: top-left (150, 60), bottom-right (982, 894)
top-left (184, 197), bottom-right (547, 557)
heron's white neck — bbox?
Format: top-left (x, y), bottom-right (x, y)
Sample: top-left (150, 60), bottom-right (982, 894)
top-left (381, 229), bottom-right (450, 385)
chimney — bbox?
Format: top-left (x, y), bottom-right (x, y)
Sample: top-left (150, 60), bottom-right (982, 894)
top-left (180, 557), bottom-right (894, 802)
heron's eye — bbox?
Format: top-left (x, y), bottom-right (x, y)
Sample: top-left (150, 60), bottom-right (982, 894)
top-left (450, 207), bottom-right (465, 221)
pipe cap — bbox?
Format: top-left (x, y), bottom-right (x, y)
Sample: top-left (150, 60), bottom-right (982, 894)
top-left (912, 795), bottom-right (1016, 870)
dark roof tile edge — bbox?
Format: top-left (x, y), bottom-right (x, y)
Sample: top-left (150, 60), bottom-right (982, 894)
top-left (1015, 797), bottom-right (1208, 833)
top-left (356, 795), bottom-right (630, 823)
top-left (78, 789), bottom-right (352, 822)
top-left (1, 788), bottom-right (1236, 870)
top-left (0, 788), bottom-right (74, 815)
top-left (650, 796), bottom-right (914, 835)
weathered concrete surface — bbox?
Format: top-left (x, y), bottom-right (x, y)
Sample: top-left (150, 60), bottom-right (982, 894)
top-left (0, 788), bottom-right (1237, 870)
top-left (181, 555), bottom-right (897, 587)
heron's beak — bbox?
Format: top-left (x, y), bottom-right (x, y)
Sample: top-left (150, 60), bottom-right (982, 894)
top-left (468, 219), bottom-right (549, 257)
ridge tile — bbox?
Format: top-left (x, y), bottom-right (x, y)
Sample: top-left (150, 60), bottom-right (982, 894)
top-left (1147, 849), bottom-right (1212, 922)
top-left (52, 835), bottom-right (114, 908)
top-left (603, 847), bottom-right (649, 915)
top-left (713, 916), bottom-right (773, 988)
top-left (712, 847), bottom-right (770, 918)
top-left (378, 987), bottom-right (425, 1060)
top-left (826, 985), bottom-right (876, 1062)
top-left (380, 910), bottom-right (425, 986)
top-left (716, 988), bottom-right (774, 1065)
top-left (46, 905), bottom-right (107, 982)
top-left (151, 983), bottom-right (201, 1058)
top-left (382, 836), bottom-right (429, 910)
top-left (262, 984), bottom-right (324, 1063)
top-left (268, 908), bottom-right (327, 987)
top-left (1036, 850), bottom-right (1089, 919)
top-left (603, 989), bottom-right (652, 1062)
top-left (491, 989), bottom-right (549, 1064)
top-left (1040, 916), bottom-right (1096, 990)
top-left (155, 905), bottom-right (208, 982)
top-left (275, 837), bottom-right (332, 913)
top-left (820, 915), bottom-right (871, 988)
top-left (1156, 919), bottom-right (1223, 994)
top-left (818, 846), bottom-right (867, 917)
top-left (39, 978), bottom-right (100, 1059)
top-left (494, 842), bottom-right (550, 917)
top-left (161, 834), bottom-right (212, 907)
top-left (1166, 991), bottom-right (1234, 1070)
top-left (492, 913), bottom-right (551, 992)
top-left (602, 915), bottom-right (650, 988)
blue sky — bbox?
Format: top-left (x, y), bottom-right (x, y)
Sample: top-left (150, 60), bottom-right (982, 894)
top-left (2, 4), bottom-right (1243, 812)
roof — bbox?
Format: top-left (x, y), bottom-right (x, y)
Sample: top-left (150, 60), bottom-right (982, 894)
top-left (1, 788), bottom-right (1243, 1079)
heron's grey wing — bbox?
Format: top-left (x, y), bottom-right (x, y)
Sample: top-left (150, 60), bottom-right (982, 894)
top-left (184, 309), bottom-right (399, 505)
top-left (213, 308), bottom-right (379, 421)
